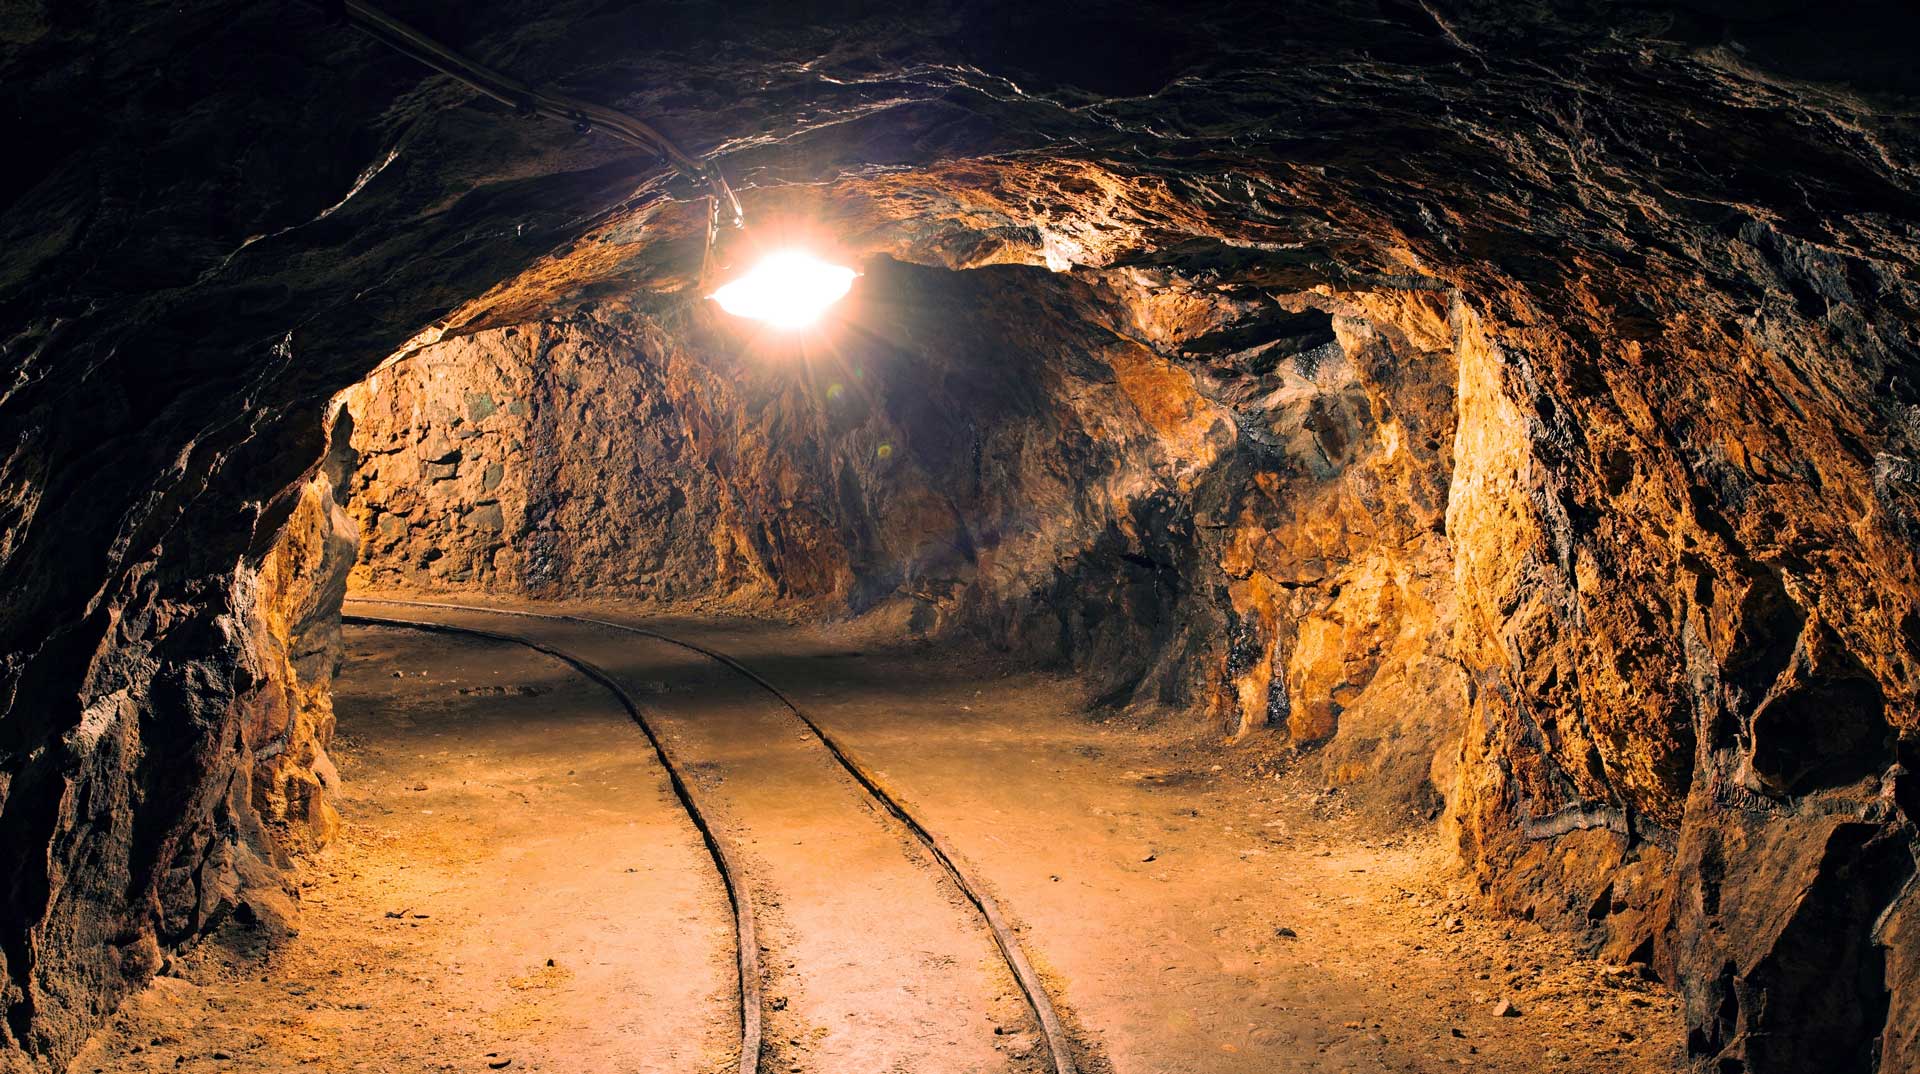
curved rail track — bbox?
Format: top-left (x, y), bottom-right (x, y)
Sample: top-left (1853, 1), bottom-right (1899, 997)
top-left (341, 611), bottom-right (764, 1074)
top-left (343, 597), bottom-right (1080, 1074)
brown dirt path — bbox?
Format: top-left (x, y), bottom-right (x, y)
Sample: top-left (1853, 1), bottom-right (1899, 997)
top-left (72, 625), bottom-right (736, 1074)
top-left (467, 597), bottom-right (1696, 1074)
top-left (79, 597), bottom-right (1695, 1074)
top-left (351, 601), bottom-right (1035, 1074)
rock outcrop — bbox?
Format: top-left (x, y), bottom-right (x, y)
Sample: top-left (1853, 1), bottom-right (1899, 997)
top-left (1438, 238), bottom-right (1920, 1074)
top-left (343, 321), bottom-right (759, 600)
top-left (2, 1), bottom-right (1917, 1071)
top-left (251, 424), bottom-right (359, 852)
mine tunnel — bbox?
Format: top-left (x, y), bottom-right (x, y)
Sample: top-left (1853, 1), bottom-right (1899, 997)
top-left (4, 2), bottom-right (1920, 1073)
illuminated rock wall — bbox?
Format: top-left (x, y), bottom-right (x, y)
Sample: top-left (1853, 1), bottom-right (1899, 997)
top-left (342, 319), bottom-right (767, 602)
top-left (251, 461), bottom-right (358, 853)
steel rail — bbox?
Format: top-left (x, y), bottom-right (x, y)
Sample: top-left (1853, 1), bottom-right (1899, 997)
top-left (341, 612), bottom-right (764, 1074)
top-left (345, 596), bottom-right (1081, 1074)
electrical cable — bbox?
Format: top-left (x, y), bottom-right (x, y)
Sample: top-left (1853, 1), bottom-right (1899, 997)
top-left (325, 0), bottom-right (744, 229)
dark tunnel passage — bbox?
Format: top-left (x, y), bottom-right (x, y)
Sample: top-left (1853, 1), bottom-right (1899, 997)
top-left (5, 2), bottom-right (1920, 1072)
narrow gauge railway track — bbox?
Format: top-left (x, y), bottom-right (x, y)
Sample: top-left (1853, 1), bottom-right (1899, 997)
top-left (340, 613), bottom-right (764, 1074)
top-left (343, 597), bottom-right (1081, 1074)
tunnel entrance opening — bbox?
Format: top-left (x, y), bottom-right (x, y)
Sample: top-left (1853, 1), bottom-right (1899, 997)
top-left (208, 249), bottom-right (1500, 1058)
top-left (312, 255), bottom-right (1470, 812)
top-left (200, 243), bottom-right (1700, 1074)
top-left (200, 247), bottom-right (1483, 958)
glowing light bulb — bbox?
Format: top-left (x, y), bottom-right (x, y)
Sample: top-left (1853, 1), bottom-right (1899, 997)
top-left (709, 250), bottom-right (857, 328)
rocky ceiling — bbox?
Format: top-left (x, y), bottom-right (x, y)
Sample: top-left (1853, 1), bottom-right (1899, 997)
top-left (3, 1), bottom-right (1920, 1072)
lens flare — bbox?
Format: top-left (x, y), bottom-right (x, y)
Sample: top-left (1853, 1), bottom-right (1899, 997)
top-left (709, 250), bottom-right (857, 328)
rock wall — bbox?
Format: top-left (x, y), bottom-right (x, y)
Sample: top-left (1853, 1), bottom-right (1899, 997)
top-left (343, 323), bottom-right (763, 601)
top-left (251, 423), bottom-right (360, 853)
top-left (1438, 234), bottom-right (1920, 1074)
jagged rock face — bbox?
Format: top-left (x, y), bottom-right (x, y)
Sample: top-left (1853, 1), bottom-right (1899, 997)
top-left (251, 453), bottom-right (359, 852)
top-left (1435, 249), bottom-right (1920, 1074)
top-left (343, 320), bottom-right (758, 600)
top-left (3, 1), bottom-right (1919, 1071)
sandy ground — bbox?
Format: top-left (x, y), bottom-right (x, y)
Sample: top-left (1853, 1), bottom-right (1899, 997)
top-left (76, 598), bottom-right (1694, 1074)
top-left (74, 626), bottom-right (737, 1074)
top-left (646, 610), bottom-right (1695, 1074)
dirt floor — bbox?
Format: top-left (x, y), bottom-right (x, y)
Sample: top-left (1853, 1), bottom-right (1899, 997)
top-left (73, 626), bottom-right (738, 1074)
top-left (75, 597), bottom-right (1693, 1074)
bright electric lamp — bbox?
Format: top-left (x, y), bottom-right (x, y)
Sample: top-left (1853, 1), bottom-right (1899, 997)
top-left (709, 249), bottom-right (857, 328)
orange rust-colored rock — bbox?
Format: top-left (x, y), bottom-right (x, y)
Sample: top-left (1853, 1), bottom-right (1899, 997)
top-left (249, 466), bottom-right (358, 852)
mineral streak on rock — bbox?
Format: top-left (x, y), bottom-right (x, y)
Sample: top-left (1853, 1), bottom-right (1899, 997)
top-left (2, 1), bottom-right (1918, 1072)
